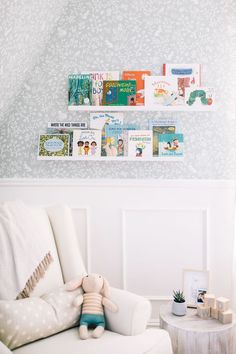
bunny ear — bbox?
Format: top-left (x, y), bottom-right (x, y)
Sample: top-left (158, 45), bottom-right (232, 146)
top-left (65, 274), bottom-right (84, 291)
top-left (102, 277), bottom-right (110, 297)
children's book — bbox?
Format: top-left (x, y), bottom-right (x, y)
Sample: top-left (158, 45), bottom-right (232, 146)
top-left (90, 113), bottom-right (124, 156)
top-left (47, 122), bottom-right (87, 156)
top-left (152, 126), bottom-right (176, 156)
top-left (102, 80), bottom-right (136, 106)
top-left (145, 76), bottom-right (178, 107)
top-left (185, 87), bottom-right (214, 107)
top-left (121, 125), bottom-right (140, 157)
top-left (90, 112), bottom-right (123, 130)
top-left (128, 130), bottom-right (153, 158)
top-left (148, 118), bottom-right (178, 130)
top-left (103, 124), bottom-right (124, 157)
top-left (159, 133), bottom-right (184, 157)
top-left (72, 130), bottom-right (101, 157)
top-left (163, 64), bottom-right (201, 104)
top-left (38, 134), bottom-right (69, 157)
top-left (122, 71), bottom-right (151, 105)
top-left (48, 122), bottom-right (87, 129)
top-left (82, 71), bottom-right (119, 105)
top-left (68, 74), bottom-right (92, 106)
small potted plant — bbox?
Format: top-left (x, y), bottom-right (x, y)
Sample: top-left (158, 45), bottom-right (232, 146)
top-left (172, 290), bottom-right (186, 316)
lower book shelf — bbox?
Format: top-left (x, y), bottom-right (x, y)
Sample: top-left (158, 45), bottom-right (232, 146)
top-left (37, 156), bottom-right (184, 161)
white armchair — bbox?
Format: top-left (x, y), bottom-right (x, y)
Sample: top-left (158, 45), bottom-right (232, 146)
top-left (0, 342), bottom-right (12, 354)
top-left (0, 204), bottom-right (172, 354)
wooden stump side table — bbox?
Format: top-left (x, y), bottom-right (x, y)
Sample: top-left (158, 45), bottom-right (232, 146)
top-left (159, 304), bottom-right (236, 354)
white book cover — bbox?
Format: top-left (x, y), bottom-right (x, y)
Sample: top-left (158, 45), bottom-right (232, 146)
top-left (185, 87), bottom-right (214, 107)
top-left (163, 64), bottom-right (201, 104)
top-left (90, 113), bottom-right (124, 156)
top-left (128, 130), bottom-right (153, 158)
top-left (145, 76), bottom-right (178, 107)
top-left (90, 112), bottom-right (123, 130)
top-left (82, 71), bottom-right (119, 105)
top-left (72, 130), bottom-right (101, 157)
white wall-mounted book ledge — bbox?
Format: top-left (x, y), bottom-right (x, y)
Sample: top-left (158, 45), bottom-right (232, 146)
top-left (37, 156), bottom-right (184, 162)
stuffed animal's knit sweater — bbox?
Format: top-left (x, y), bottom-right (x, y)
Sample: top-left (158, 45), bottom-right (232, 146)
top-left (82, 293), bottom-right (103, 315)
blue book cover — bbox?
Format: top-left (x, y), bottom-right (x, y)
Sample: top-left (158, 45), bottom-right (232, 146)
top-left (159, 133), bottom-right (184, 157)
top-left (68, 74), bottom-right (92, 106)
top-left (104, 124), bottom-right (124, 156)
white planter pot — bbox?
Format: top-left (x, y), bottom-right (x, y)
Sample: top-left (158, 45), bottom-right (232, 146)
top-left (172, 301), bottom-right (186, 316)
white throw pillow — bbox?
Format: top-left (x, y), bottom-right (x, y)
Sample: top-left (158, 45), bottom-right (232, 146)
top-left (0, 286), bottom-right (81, 350)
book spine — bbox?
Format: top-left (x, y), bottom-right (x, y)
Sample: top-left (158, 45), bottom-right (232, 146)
top-left (163, 64), bottom-right (166, 75)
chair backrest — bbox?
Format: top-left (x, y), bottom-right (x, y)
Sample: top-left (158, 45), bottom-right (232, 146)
top-left (31, 205), bottom-right (86, 297)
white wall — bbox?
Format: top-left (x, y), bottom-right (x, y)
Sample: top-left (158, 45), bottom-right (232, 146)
top-left (0, 179), bottom-right (235, 324)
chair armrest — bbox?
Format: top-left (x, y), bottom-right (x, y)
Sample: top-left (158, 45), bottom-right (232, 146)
top-left (104, 287), bottom-right (151, 336)
top-left (0, 342), bottom-right (12, 354)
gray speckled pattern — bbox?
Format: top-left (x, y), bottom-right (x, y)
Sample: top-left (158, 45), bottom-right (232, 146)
top-left (0, 0), bottom-right (236, 178)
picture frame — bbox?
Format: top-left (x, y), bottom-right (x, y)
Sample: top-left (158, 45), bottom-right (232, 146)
top-left (183, 269), bottom-right (209, 308)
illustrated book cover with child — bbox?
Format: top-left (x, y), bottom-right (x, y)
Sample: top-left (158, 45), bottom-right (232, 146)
top-left (159, 133), bottom-right (184, 157)
top-left (103, 124), bottom-right (124, 157)
top-left (90, 113), bottom-right (124, 156)
top-left (72, 130), bottom-right (101, 157)
top-left (128, 130), bottom-right (153, 158)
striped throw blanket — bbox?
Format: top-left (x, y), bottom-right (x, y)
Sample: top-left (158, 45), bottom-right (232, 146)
top-left (0, 201), bottom-right (53, 300)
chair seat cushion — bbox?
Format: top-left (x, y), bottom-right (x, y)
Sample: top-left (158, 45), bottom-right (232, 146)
top-left (12, 328), bottom-right (173, 354)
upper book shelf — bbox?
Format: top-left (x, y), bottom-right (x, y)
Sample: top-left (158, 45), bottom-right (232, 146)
top-left (68, 105), bottom-right (215, 112)
top-left (68, 66), bottom-right (215, 113)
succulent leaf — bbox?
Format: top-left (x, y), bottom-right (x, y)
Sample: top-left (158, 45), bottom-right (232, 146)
top-left (173, 289), bottom-right (185, 303)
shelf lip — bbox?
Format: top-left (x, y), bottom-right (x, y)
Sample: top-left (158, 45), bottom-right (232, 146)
top-left (37, 156), bottom-right (184, 162)
top-left (68, 105), bottom-right (216, 112)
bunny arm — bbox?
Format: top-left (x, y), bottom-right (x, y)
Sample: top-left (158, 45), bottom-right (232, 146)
top-left (65, 277), bottom-right (83, 291)
top-left (73, 294), bottom-right (84, 307)
top-left (102, 296), bottom-right (118, 312)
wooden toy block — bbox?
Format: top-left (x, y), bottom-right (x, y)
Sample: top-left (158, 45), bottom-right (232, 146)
top-left (218, 310), bottom-right (233, 324)
top-left (216, 297), bottom-right (230, 312)
top-left (204, 294), bottom-right (216, 308)
top-left (210, 307), bottom-right (219, 319)
top-left (197, 304), bottom-right (210, 319)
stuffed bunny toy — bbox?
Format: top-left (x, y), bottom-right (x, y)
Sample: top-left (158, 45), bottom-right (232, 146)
top-left (66, 273), bottom-right (118, 339)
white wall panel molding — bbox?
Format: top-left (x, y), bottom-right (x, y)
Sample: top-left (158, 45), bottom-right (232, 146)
top-left (122, 207), bottom-right (209, 296)
top-left (0, 178), bottom-right (235, 321)
top-left (0, 178), bottom-right (235, 189)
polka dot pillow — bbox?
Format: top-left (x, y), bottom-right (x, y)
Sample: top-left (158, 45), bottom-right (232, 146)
top-left (0, 285), bottom-right (82, 350)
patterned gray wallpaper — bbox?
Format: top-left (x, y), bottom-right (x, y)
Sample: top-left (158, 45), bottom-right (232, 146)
top-left (0, 0), bottom-right (236, 178)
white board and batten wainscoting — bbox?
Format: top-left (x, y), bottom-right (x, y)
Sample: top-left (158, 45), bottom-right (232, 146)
top-left (0, 179), bottom-right (235, 325)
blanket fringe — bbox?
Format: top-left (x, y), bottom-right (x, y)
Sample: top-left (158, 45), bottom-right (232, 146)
top-left (16, 252), bottom-right (53, 299)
